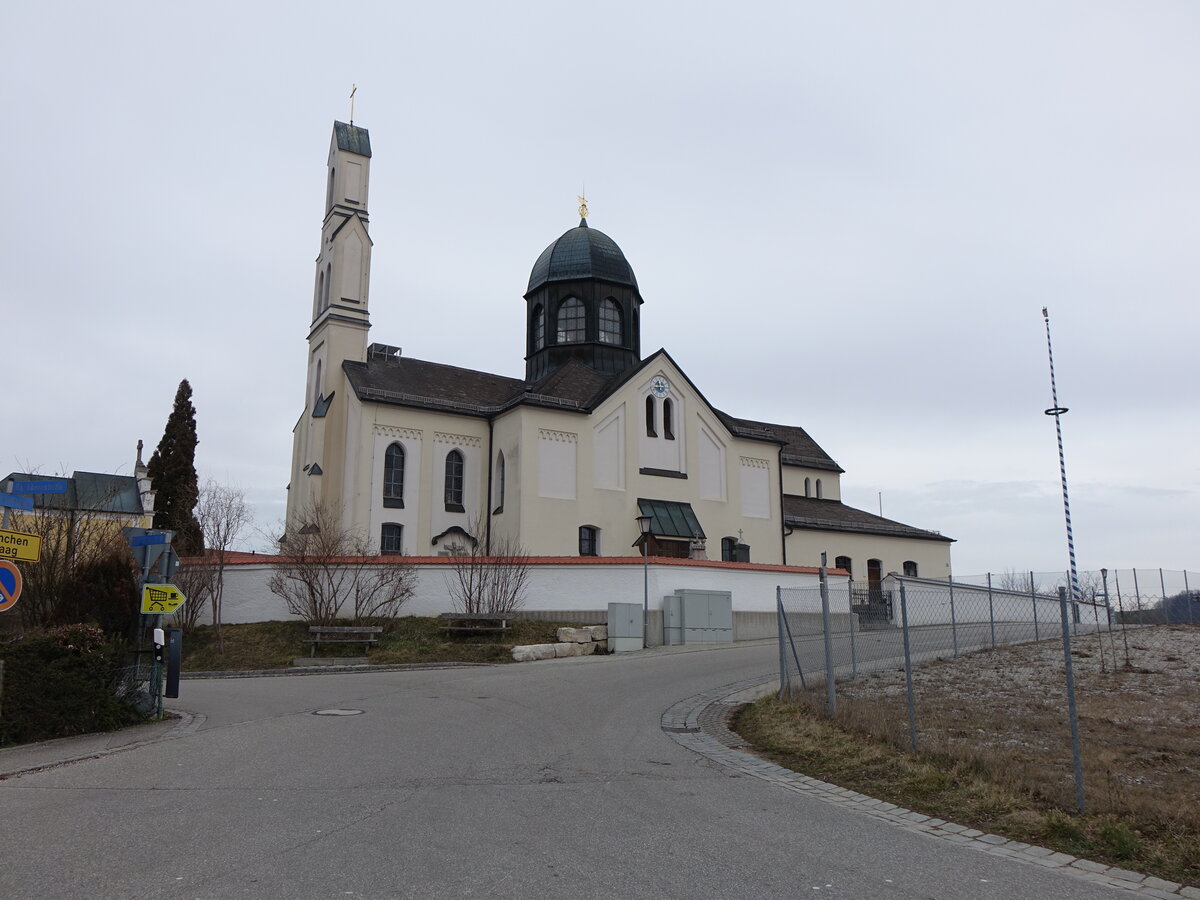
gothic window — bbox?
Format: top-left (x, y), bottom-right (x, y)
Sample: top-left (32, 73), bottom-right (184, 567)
top-left (579, 525), bottom-right (599, 556)
top-left (324, 263), bottom-right (332, 307)
top-left (444, 450), bottom-right (464, 511)
top-left (835, 555), bottom-right (852, 576)
top-left (327, 167), bottom-right (336, 211)
top-left (493, 451), bottom-right (505, 513)
top-left (532, 305), bottom-right (545, 351)
top-left (721, 537), bottom-right (737, 562)
top-left (313, 359), bottom-right (322, 408)
top-left (815, 478), bottom-right (823, 499)
top-left (383, 443), bottom-right (404, 508)
top-left (556, 297), bottom-right (585, 343)
top-left (903, 560), bottom-right (919, 577)
top-left (317, 270), bottom-right (325, 313)
top-left (599, 298), bottom-right (621, 345)
top-left (645, 396), bottom-right (657, 437)
top-left (663, 398), bottom-right (675, 441)
top-left (380, 523), bottom-right (402, 555)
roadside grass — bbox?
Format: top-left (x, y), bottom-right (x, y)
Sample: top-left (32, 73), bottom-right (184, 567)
top-left (735, 643), bottom-right (1200, 889)
top-left (180, 618), bottom-right (572, 671)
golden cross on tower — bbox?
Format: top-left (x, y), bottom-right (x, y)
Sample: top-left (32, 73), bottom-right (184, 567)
top-left (577, 192), bottom-right (588, 220)
top-left (349, 84), bottom-right (357, 124)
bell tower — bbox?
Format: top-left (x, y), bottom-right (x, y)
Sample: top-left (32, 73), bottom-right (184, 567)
top-left (288, 120), bottom-right (375, 530)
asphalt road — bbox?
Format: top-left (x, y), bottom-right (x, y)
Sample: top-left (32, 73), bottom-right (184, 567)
top-left (2, 642), bottom-right (1131, 899)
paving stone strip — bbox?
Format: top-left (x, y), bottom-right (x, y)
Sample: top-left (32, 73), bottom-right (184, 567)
top-left (661, 673), bottom-right (1191, 898)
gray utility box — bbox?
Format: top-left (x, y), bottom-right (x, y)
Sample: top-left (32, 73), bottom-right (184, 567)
top-left (662, 589), bottom-right (733, 645)
top-left (607, 602), bottom-right (644, 652)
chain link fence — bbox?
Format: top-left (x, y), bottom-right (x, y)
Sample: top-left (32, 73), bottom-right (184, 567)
top-left (777, 569), bottom-right (1200, 818)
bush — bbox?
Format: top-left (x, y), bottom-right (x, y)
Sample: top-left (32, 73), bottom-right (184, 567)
top-left (0, 624), bottom-right (146, 746)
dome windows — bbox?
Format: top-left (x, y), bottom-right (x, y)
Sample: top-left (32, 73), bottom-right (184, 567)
top-left (556, 298), bottom-right (585, 343)
top-left (532, 304), bottom-right (545, 351)
top-left (599, 298), bottom-right (622, 345)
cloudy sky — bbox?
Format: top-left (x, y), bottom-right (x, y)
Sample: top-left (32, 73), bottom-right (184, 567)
top-left (4, 1), bottom-right (1196, 574)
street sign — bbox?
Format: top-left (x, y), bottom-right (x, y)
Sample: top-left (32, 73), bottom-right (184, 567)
top-left (0, 494), bottom-right (34, 512)
top-left (129, 533), bottom-right (170, 547)
top-left (141, 584), bottom-right (187, 614)
top-left (0, 528), bottom-right (41, 563)
top-left (0, 560), bottom-right (22, 612)
top-left (10, 480), bottom-right (68, 495)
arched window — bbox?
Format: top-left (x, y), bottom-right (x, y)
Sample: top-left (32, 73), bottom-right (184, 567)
top-left (493, 451), bottom-right (505, 513)
top-left (317, 270), bottom-right (325, 313)
top-left (324, 263), bottom-right (332, 307)
top-left (663, 398), bottom-right (675, 441)
top-left (313, 359), bottom-right (322, 408)
top-left (804, 477), bottom-right (811, 497)
top-left (815, 479), bottom-right (823, 499)
top-left (444, 450), bottom-right (464, 511)
top-left (532, 305), bottom-right (545, 351)
top-left (721, 537), bottom-right (737, 561)
top-left (578, 525), bottom-right (599, 556)
top-left (327, 167), bottom-right (336, 210)
top-left (835, 555), bottom-right (852, 576)
top-left (645, 395), bottom-right (657, 437)
top-left (556, 297), bottom-right (585, 343)
top-left (383, 443), bottom-right (405, 507)
top-left (903, 560), bottom-right (919, 577)
top-left (380, 523), bottom-right (402, 555)
top-left (599, 298), bottom-right (621, 345)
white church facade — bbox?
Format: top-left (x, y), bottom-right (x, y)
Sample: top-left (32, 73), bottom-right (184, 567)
top-left (286, 120), bottom-right (953, 590)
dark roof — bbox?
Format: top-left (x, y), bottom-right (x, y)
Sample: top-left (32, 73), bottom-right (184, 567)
top-left (3, 472), bottom-right (144, 515)
top-left (344, 356), bottom-right (526, 416)
top-left (638, 498), bottom-right (706, 540)
top-left (527, 220), bottom-right (639, 294)
top-left (333, 121), bottom-right (372, 157)
top-left (715, 413), bottom-right (843, 472)
top-left (525, 360), bottom-right (619, 406)
top-left (782, 495), bottom-right (952, 542)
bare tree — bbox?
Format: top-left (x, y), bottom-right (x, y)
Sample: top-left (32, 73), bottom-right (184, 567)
top-left (446, 517), bottom-right (530, 615)
top-left (170, 559), bottom-right (214, 632)
top-left (194, 479), bottom-right (250, 651)
top-left (268, 501), bottom-right (415, 625)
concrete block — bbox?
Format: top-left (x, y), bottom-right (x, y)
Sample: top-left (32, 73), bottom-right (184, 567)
top-left (511, 644), bottom-right (558, 662)
top-left (554, 641), bottom-right (595, 658)
top-left (584, 625), bottom-right (608, 640)
top-left (556, 627), bottom-right (594, 643)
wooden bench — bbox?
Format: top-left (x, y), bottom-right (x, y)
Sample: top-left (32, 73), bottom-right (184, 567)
top-left (309, 625), bottom-right (384, 657)
top-left (437, 613), bottom-right (511, 636)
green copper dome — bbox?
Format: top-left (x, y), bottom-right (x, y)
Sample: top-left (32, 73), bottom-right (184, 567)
top-left (526, 220), bottom-right (639, 294)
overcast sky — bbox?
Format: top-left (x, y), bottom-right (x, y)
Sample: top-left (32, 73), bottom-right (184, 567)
top-left (4, 1), bottom-right (1196, 575)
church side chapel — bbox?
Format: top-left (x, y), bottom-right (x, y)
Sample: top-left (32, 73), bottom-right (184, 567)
top-left (287, 120), bottom-right (953, 587)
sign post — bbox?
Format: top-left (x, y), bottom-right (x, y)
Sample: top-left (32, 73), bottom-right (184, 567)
top-left (123, 527), bottom-right (181, 718)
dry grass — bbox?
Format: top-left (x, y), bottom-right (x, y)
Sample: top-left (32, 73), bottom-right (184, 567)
top-left (736, 625), bottom-right (1200, 887)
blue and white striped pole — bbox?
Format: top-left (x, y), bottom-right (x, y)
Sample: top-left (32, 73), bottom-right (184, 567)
top-left (1042, 307), bottom-right (1082, 613)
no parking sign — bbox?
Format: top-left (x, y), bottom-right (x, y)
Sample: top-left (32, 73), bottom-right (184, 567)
top-left (0, 559), bottom-right (21, 612)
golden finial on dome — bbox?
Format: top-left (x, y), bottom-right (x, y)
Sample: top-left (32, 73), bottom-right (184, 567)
top-left (577, 192), bottom-right (588, 220)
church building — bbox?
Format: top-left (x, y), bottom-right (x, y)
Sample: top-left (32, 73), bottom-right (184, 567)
top-left (287, 120), bottom-right (953, 588)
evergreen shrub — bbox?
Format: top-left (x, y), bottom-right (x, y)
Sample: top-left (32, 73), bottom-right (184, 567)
top-left (0, 624), bottom-right (146, 746)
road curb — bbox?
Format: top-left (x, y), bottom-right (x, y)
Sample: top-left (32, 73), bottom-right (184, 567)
top-left (663, 674), bottom-right (1187, 898)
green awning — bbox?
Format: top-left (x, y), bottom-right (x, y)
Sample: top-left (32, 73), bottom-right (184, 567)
top-left (637, 498), bottom-right (706, 541)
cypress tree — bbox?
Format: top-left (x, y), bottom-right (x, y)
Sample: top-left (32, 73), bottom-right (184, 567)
top-left (147, 379), bottom-right (203, 555)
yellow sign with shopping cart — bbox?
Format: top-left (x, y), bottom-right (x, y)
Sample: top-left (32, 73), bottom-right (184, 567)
top-left (141, 584), bottom-right (187, 614)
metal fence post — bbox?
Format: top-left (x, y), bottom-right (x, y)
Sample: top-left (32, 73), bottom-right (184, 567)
top-left (949, 573), bottom-right (959, 658)
top-left (899, 581), bottom-right (918, 752)
top-left (819, 557), bottom-right (836, 717)
top-left (987, 572), bottom-right (996, 648)
top-left (846, 580), bottom-right (858, 680)
top-left (1186, 570), bottom-right (1194, 624)
top-left (1132, 568), bottom-right (1143, 620)
top-left (1030, 571), bottom-right (1040, 641)
top-left (1159, 568), bottom-right (1169, 622)
top-left (1058, 586), bottom-right (1086, 814)
top-left (777, 588), bottom-right (788, 698)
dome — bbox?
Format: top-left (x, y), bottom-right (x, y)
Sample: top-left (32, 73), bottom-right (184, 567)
top-left (526, 219), bottom-right (639, 294)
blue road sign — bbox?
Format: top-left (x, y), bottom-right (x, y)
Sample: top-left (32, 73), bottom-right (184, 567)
top-left (0, 494), bottom-right (34, 512)
top-left (129, 533), bottom-right (170, 547)
top-left (10, 480), bottom-right (68, 495)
